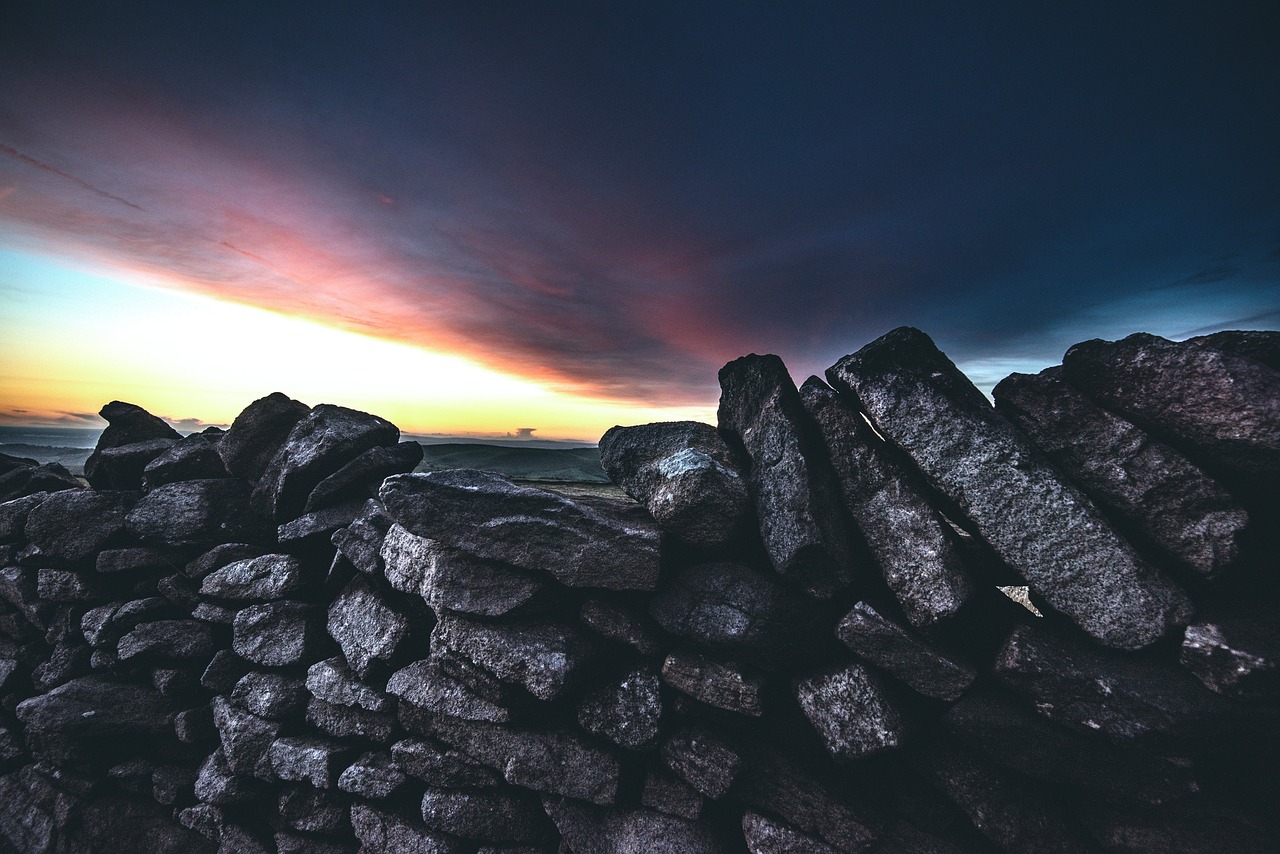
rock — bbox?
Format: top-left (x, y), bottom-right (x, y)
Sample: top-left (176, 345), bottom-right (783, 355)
top-left (387, 659), bottom-right (512, 722)
top-left (151, 763), bottom-right (197, 804)
top-left (89, 438), bottom-right (179, 491)
top-left (424, 714), bottom-right (621, 804)
top-left (660, 652), bottom-right (765, 716)
top-left (826, 327), bottom-right (1193, 650)
top-left (37, 568), bottom-right (101, 602)
top-left (994, 366), bottom-right (1249, 578)
top-left (909, 740), bottom-right (1098, 854)
top-left (742, 810), bottom-right (841, 854)
top-left (32, 641), bottom-right (92, 691)
top-left (796, 662), bottom-right (903, 759)
top-left (543, 796), bottom-right (724, 854)
top-left (994, 623), bottom-right (1233, 743)
top-left (331, 502), bottom-right (391, 576)
top-left (391, 737), bottom-right (503, 788)
top-left (306, 655), bottom-right (393, 713)
top-left (217, 824), bottom-right (272, 854)
top-left (200, 553), bottom-right (306, 600)
top-left (232, 601), bottom-right (323, 667)
top-left (579, 598), bottom-right (662, 655)
top-left (231, 671), bottom-right (308, 720)
top-left (1061, 332), bottom-right (1280, 482)
top-left (1079, 801), bottom-right (1277, 854)
top-left (217, 392), bottom-right (310, 482)
top-left (943, 690), bottom-right (1198, 804)
top-left (598, 421), bottom-right (751, 547)
top-left (174, 706), bottom-right (216, 743)
top-left (179, 802), bottom-right (226, 838)
top-left (277, 500), bottom-right (366, 543)
top-left (338, 751), bottom-right (406, 798)
top-left (0, 451), bottom-right (37, 474)
top-left (254, 403), bottom-right (399, 521)
top-left (24, 489), bottom-right (132, 564)
top-left (183, 543), bottom-right (264, 582)
top-left (278, 786), bottom-right (350, 834)
top-left (84, 401), bottom-right (181, 488)
top-left (16, 675), bottom-right (177, 754)
top-left (717, 354), bottom-right (854, 597)
top-left (661, 725), bottom-right (743, 799)
top-left (1187, 329), bottom-right (1280, 372)
top-left (835, 602), bottom-right (975, 701)
top-left (328, 574), bottom-right (409, 678)
top-left (117, 619), bottom-right (216, 663)
top-left (420, 787), bottom-right (548, 843)
top-left (305, 440), bottom-right (423, 512)
top-left (201, 649), bottom-right (250, 693)
top-left (577, 667), bottom-right (663, 749)
top-left (0, 565), bottom-right (52, 627)
top-left (142, 432), bottom-right (229, 490)
top-left (431, 615), bottom-right (599, 701)
top-left (307, 697), bottom-right (397, 742)
top-left (270, 736), bottom-right (353, 788)
top-left (126, 479), bottom-right (266, 547)
top-left (153, 667), bottom-right (200, 698)
top-left (1180, 618), bottom-right (1279, 699)
top-left (211, 695), bottom-right (281, 780)
top-left (274, 830), bottom-right (349, 854)
top-left (385, 528), bottom-right (546, 617)
top-left (800, 376), bottom-right (974, 626)
top-left (0, 463), bottom-right (82, 503)
top-left (351, 803), bottom-right (466, 853)
top-left (0, 493), bottom-right (50, 542)
top-left (380, 470), bottom-right (662, 591)
top-left (95, 546), bottom-right (185, 575)
top-left (642, 770), bottom-right (703, 819)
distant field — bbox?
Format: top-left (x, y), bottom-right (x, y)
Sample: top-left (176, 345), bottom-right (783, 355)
top-left (0, 445), bottom-right (93, 475)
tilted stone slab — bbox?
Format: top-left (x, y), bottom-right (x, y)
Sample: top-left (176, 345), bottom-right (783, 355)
top-left (25, 489), bottom-right (133, 564)
top-left (796, 662), bottom-right (903, 760)
top-left (200, 554), bottom-right (305, 601)
top-left (305, 440), bottom-right (423, 512)
top-left (994, 366), bottom-right (1248, 578)
top-left (598, 420), bottom-right (751, 548)
top-left (835, 602), bottom-right (974, 701)
top-left (387, 659), bottom-right (512, 723)
top-left (800, 376), bottom-right (974, 626)
top-left (327, 574), bottom-right (409, 678)
top-left (660, 652), bottom-right (765, 717)
top-left (431, 615), bottom-right (600, 702)
top-left (717, 354), bottom-right (854, 598)
top-left (84, 401), bottom-right (181, 489)
top-left (380, 470), bottom-right (661, 591)
top-left (218, 392), bottom-right (310, 483)
top-left (826, 326), bottom-right (1193, 650)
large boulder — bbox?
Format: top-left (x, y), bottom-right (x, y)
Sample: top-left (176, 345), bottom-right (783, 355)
top-left (24, 488), bottom-right (133, 563)
top-left (827, 327), bottom-right (1192, 650)
top-left (0, 462), bottom-right (83, 503)
top-left (126, 479), bottom-right (266, 546)
top-left (84, 401), bottom-right (181, 489)
top-left (16, 675), bottom-right (177, 758)
top-left (304, 441), bottom-right (423, 512)
top-left (217, 392), bottom-right (310, 482)
top-left (598, 421), bottom-right (751, 548)
top-left (431, 615), bottom-right (600, 701)
top-left (142, 432), bottom-right (229, 490)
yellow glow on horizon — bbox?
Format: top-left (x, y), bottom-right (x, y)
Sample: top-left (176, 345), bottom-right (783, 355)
top-left (0, 251), bottom-right (717, 440)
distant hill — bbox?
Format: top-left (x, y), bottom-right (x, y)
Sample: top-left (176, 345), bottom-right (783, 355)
top-left (415, 443), bottom-right (610, 484)
top-left (0, 444), bottom-right (94, 475)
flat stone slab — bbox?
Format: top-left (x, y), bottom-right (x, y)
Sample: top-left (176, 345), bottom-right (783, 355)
top-left (431, 615), bottom-right (599, 701)
top-left (826, 326), bottom-right (1193, 650)
top-left (796, 662), bottom-right (903, 760)
top-left (661, 652), bottom-right (765, 717)
top-left (835, 602), bottom-right (975, 701)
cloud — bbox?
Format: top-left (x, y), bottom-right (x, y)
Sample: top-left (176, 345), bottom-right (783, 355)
top-left (512, 428), bottom-right (537, 439)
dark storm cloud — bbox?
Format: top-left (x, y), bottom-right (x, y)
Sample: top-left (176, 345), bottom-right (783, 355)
top-left (1, 1), bottom-right (1277, 400)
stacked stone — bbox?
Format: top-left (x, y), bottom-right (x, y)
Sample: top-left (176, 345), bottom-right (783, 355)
top-left (0, 327), bottom-right (1276, 853)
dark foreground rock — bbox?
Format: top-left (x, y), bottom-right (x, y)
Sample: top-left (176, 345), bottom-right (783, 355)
top-left (84, 401), bottom-right (181, 489)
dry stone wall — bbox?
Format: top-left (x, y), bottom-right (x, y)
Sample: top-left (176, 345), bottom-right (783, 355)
top-left (0, 327), bottom-right (1277, 853)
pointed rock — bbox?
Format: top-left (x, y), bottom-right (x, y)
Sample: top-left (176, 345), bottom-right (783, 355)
top-left (85, 401), bottom-right (181, 489)
top-left (217, 392), bottom-right (310, 482)
top-left (142, 433), bottom-right (229, 490)
top-left (305, 440), bottom-right (423, 512)
top-left (327, 574), bottom-right (409, 678)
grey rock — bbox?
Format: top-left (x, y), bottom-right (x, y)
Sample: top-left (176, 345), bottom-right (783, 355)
top-left (426, 714), bottom-right (621, 804)
top-left (660, 651), bottom-right (765, 716)
top-left (24, 488), bottom-right (132, 564)
top-left (944, 690), bottom-right (1198, 804)
top-left (306, 655), bottom-right (393, 712)
top-left (543, 796), bottom-right (724, 854)
top-left (1187, 329), bottom-right (1280, 372)
top-left (742, 811), bottom-right (841, 854)
top-left (391, 736), bottom-right (503, 788)
top-left (191, 601), bottom-right (236, 624)
top-left (217, 824), bottom-right (272, 854)
top-left (152, 763), bottom-right (197, 804)
top-left (17, 675), bottom-right (177, 752)
top-left (152, 667), bottom-right (200, 697)
top-left (277, 499), bottom-right (366, 543)
top-left (797, 662), bottom-right (903, 759)
top-left (274, 830), bottom-right (351, 854)
top-left (1180, 618), bottom-right (1279, 699)
top-left (432, 615), bottom-right (599, 701)
top-left (183, 542), bottom-right (264, 581)
top-left (331, 502), bottom-right (391, 576)
top-left (826, 326), bottom-right (1193, 650)
top-left (117, 619), bottom-right (216, 663)
top-left (351, 803), bottom-right (465, 853)
top-left (380, 470), bottom-right (662, 591)
top-left (994, 366), bottom-right (1249, 577)
top-left (579, 598), bottom-right (662, 655)
top-left (278, 786), bottom-right (350, 834)
top-left (328, 574), bottom-right (409, 678)
top-left (338, 750), bottom-right (406, 798)
top-left (200, 553), bottom-right (305, 600)
top-left (174, 706), bottom-right (216, 743)
top-left (0, 464), bottom-right (82, 503)
top-left (37, 567), bottom-right (100, 601)
top-left (0, 451), bottom-right (37, 474)
top-left (994, 622), bottom-right (1233, 742)
top-left (95, 546), bottom-right (185, 575)
top-left (211, 695), bottom-right (280, 780)
top-left (0, 492), bottom-right (50, 542)
top-left (255, 403), bottom-right (399, 521)
top-left (306, 440), bottom-right (423, 511)
top-left (85, 400), bottom-right (181, 488)
top-left (158, 571), bottom-right (201, 610)
top-left (387, 658), bottom-right (512, 722)
top-left (577, 667), bottom-right (663, 749)
top-left (717, 354), bottom-right (854, 597)
top-left (835, 602), bottom-right (975, 701)
top-left (0, 565), bottom-right (52, 627)
top-left (142, 432), bottom-right (229, 490)
top-left (270, 735), bottom-right (354, 788)
top-left (179, 802), bottom-right (226, 839)
top-left (232, 601), bottom-right (322, 667)
top-left (598, 420), bottom-right (751, 547)
top-left (217, 392), bottom-right (310, 482)
top-left (649, 561), bottom-right (807, 664)
top-left (800, 376), bottom-right (974, 626)
top-left (126, 479), bottom-right (266, 547)
top-left (231, 671), bottom-right (308, 719)
top-left (201, 649), bottom-right (251, 693)
top-left (31, 641), bottom-right (92, 691)
top-left (1062, 332), bottom-right (1280, 481)
top-left (409, 535), bottom-right (546, 617)
top-left (642, 770), bottom-right (703, 820)
top-left (307, 697), bottom-right (397, 742)
top-left (661, 725), bottom-right (743, 799)
top-left (420, 786), bottom-right (548, 843)
top-left (90, 438), bottom-right (179, 491)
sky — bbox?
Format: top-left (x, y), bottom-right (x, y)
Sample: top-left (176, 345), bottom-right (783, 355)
top-left (1, 1), bottom-right (1277, 440)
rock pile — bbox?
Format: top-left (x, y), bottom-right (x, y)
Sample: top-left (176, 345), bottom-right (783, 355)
top-left (0, 328), bottom-right (1277, 853)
